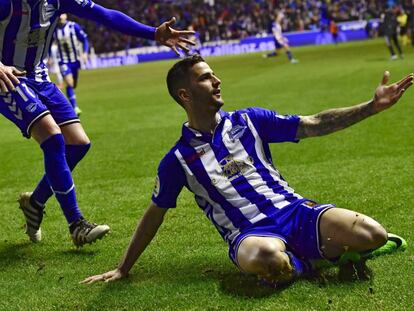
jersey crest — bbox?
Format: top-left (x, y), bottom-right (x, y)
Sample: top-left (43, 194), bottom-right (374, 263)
top-left (227, 125), bottom-right (247, 142)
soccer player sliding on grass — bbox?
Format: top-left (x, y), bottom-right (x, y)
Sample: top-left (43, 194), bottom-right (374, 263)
top-left (82, 55), bottom-right (411, 285)
top-left (0, 0), bottom-right (194, 247)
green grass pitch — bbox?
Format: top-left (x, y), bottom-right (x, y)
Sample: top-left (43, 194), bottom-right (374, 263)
top-left (0, 39), bottom-right (413, 310)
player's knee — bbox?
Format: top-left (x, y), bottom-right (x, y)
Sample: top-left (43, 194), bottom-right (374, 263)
top-left (241, 246), bottom-right (293, 282)
top-left (61, 124), bottom-right (90, 145)
top-left (31, 115), bottom-right (61, 143)
top-left (64, 136), bottom-right (90, 145)
top-left (367, 223), bottom-right (387, 249)
top-left (259, 249), bottom-right (293, 282)
top-left (355, 221), bottom-right (387, 250)
top-left (73, 137), bottom-right (90, 145)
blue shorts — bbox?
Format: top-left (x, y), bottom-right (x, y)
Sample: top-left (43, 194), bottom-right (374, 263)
top-left (229, 199), bottom-right (334, 268)
top-left (59, 61), bottom-right (80, 81)
top-left (0, 79), bottom-right (79, 138)
top-left (274, 38), bottom-right (283, 49)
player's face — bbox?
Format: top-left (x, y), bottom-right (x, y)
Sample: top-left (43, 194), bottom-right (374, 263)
top-left (59, 14), bottom-right (67, 25)
top-left (188, 62), bottom-right (223, 112)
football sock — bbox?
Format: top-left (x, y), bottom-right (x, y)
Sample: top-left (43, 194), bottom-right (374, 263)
top-left (66, 86), bottom-right (78, 108)
top-left (32, 143), bottom-right (90, 207)
top-left (36, 134), bottom-right (82, 224)
top-left (286, 251), bottom-right (312, 278)
top-left (286, 51), bottom-right (293, 61)
top-left (267, 51), bottom-right (277, 57)
top-left (65, 143), bottom-right (91, 169)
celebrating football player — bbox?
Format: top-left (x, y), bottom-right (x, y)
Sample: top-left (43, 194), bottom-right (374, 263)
top-left (82, 55), bottom-right (411, 285)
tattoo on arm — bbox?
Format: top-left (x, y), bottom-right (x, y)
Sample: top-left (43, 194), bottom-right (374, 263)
top-left (296, 101), bottom-right (377, 139)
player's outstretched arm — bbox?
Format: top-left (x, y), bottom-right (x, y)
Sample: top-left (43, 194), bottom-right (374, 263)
top-left (80, 202), bottom-right (168, 284)
top-left (62, 2), bottom-right (194, 55)
top-left (0, 62), bottom-right (26, 92)
top-left (296, 71), bottom-right (414, 139)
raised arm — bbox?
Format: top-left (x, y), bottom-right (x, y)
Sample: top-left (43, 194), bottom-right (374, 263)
top-left (61, 1), bottom-right (194, 55)
top-left (296, 71), bottom-right (413, 139)
top-left (80, 202), bottom-right (168, 284)
top-left (74, 23), bottom-right (89, 54)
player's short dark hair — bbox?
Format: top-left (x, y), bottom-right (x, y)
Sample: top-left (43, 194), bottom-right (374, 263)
top-left (166, 54), bottom-right (205, 105)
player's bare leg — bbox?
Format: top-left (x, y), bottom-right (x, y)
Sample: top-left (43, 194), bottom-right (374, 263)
top-left (237, 236), bottom-right (297, 285)
top-left (282, 45), bottom-right (298, 63)
top-left (60, 122), bottom-right (89, 145)
top-left (318, 208), bottom-right (387, 280)
top-left (31, 114), bottom-right (62, 143)
top-left (64, 73), bottom-right (75, 88)
top-left (319, 208), bottom-right (387, 259)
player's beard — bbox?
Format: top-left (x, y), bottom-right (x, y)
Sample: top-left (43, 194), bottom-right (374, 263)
top-left (212, 91), bottom-right (224, 110)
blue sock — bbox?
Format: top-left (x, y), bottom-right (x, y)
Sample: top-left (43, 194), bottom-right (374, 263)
top-left (286, 51), bottom-right (293, 61)
top-left (286, 251), bottom-right (312, 278)
top-left (66, 86), bottom-right (77, 108)
top-left (32, 143), bottom-right (91, 206)
top-left (39, 134), bottom-right (82, 224)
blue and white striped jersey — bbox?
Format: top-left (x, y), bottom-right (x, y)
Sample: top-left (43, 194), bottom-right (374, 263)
top-left (0, 0), bottom-right (156, 83)
top-left (152, 108), bottom-right (305, 245)
top-left (1, 0), bottom-right (61, 82)
top-left (0, 0), bottom-right (94, 82)
top-left (272, 21), bottom-right (286, 44)
top-left (54, 21), bottom-right (88, 64)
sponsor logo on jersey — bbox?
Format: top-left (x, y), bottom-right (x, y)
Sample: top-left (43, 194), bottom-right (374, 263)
top-left (219, 155), bottom-right (254, 181)
top-left (12, 10), bottom-right (29, 17)
top-left (184, 148), bottom-right (206, 164)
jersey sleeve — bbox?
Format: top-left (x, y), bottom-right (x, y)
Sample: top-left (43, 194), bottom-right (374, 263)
top-left (74, 23), bottom-right (89, 52)
top-left (60, 1), bottom-right (156, 40)
top-left (246, 107), bottom-right (300, 143)
top-left (151, 150), bottom-right (186, 209)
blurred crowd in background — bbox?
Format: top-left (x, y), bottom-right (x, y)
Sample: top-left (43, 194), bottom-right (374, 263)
top-left (71, 0), bottom-right (414, 54)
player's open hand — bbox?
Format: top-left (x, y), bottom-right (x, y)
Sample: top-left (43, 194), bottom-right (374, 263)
top-left (0, 63), bottom-right (26, 92)
top-left (155, 17), bottom-right (195, 55)
top-left (80, 269), bottom-right (127, 284)
top-left (372, 71), bottom-right (414, 112)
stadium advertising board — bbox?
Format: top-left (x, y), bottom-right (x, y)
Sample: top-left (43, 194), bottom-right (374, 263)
top-left (85, 20), bottom-right (379, 69)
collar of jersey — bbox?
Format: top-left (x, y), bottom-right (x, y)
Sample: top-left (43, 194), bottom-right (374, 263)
top-left (182, 110), bottom-right (229, 144)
